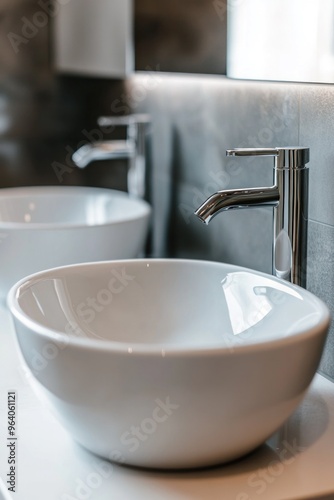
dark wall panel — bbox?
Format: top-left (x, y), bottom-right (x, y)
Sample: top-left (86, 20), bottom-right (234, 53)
top-left (135, 0), bottom-right (227, 75)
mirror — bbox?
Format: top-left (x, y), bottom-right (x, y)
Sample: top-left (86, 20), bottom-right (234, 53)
top-left (227, 0), bottom-right (334, 83)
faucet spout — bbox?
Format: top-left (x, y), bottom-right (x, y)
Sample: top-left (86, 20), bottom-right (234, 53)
top-left (72, 141), bottom-right (135, 169)
top-left (71, 114), bottom-right (150, 198)
top-left (195, 186), bottom-right (279, 224)
top-left (194, 147), bottom-right (310, 287)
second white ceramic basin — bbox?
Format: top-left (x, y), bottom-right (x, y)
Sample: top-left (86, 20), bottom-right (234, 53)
top-left (0, 186), bottom-right (150, 298)
top-left (8, 259), bottom-right (330, 469)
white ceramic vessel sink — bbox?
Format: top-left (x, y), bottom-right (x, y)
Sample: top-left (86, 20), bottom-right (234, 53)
top-left (8, 259), bottom-right (330, 469)
top-left (0, 186), bottom-right (150, 298)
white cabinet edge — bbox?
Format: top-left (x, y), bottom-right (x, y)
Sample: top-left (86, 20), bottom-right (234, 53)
top-left (53, 0), bottom-right (133, 78)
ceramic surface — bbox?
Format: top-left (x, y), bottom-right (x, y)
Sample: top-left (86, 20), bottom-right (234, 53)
top-left (0, 186), bottom-right (150, 298)
top-left (7, 259), bottom-right (330, 469)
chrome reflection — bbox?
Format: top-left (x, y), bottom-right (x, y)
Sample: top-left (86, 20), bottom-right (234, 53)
top-left (221, 272), bottom-right (303, 336)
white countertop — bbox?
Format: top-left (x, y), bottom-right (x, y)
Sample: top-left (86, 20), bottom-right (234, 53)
top-left (0, 305), bottom-right (333, 500)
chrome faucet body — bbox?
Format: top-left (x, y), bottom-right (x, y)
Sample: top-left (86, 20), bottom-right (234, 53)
top-left (72, 114), bottom-right (150, 198)
top-left (195, 148), bottom-right (310, 287)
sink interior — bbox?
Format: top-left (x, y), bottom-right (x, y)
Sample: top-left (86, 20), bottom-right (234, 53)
top-left (14, 259), bottom-right (326, 348)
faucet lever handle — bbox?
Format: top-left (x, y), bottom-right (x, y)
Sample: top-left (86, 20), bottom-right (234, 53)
top-left (97, 114), bottom-right (151, 127)
top-left (226, 148), bottom-right (279, 157)
top-left (226, 147), bottom-right (309, 169)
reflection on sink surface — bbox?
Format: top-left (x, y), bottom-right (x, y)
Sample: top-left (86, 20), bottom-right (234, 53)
top-left (221, 272), bottom-right (316, 341)
top-left (7, 259), bottom-right (330, 469)
top-left (0, 186), bottom-right (151, 298)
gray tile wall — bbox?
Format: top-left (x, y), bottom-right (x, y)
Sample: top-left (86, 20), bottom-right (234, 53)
top-left (128, 73), bottom-right (334, 381)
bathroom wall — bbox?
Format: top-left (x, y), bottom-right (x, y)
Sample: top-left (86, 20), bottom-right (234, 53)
top-left (127, 72), bottom-right (334, 382)
top-left (1, 2), bottom-right (334, 381)
top-left (0, 0), bottom-right (130, 191)
top-left (134, 0), bottom-right (226, 75)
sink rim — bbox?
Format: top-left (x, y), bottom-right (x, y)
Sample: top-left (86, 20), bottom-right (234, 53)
top-left (0, 185), bottom-right (151, 230)
top-left (7, 258), bottom-right (331, 357)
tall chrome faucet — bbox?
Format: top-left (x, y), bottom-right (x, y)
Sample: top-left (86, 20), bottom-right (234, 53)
top-left (72, 114), bottom-right (150, 198)
top-left (195, 148), bottom-right (310, 287)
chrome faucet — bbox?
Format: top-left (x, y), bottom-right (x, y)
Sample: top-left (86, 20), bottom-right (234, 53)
top-left (72, 114), bottom-right (150, 198)
top-left (195, 148), bottom-right (310, 287)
